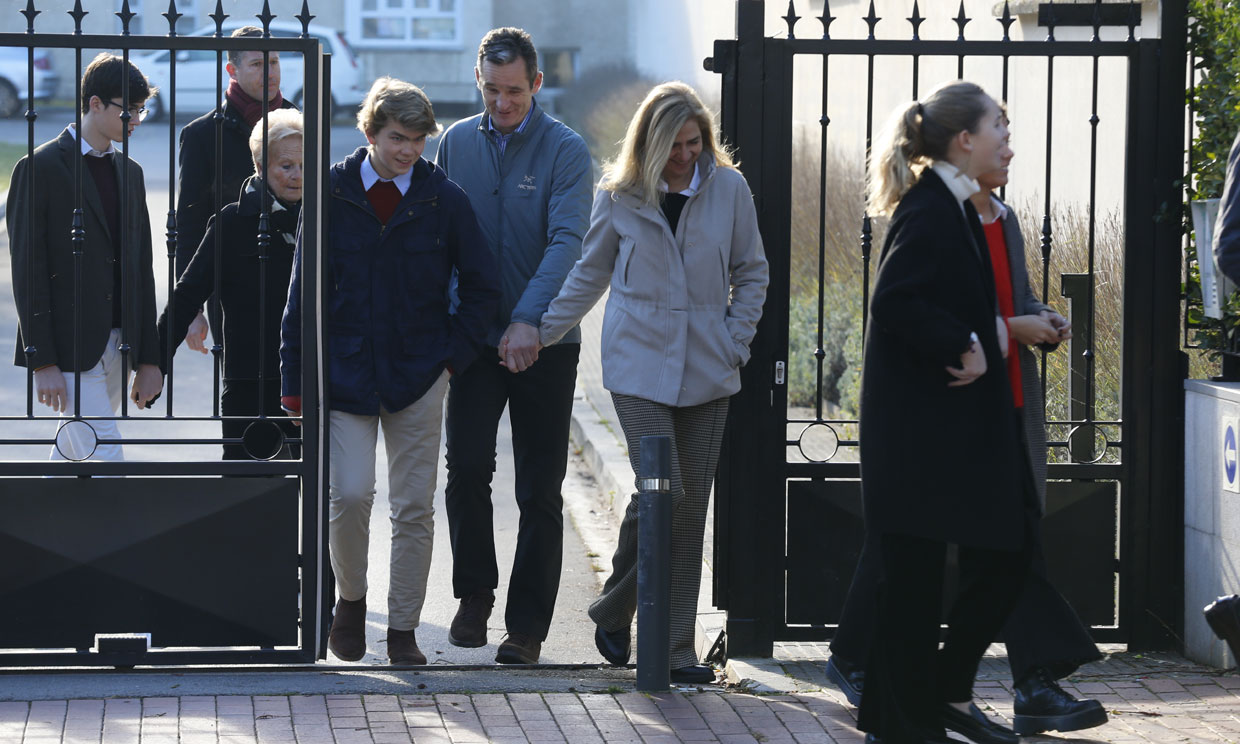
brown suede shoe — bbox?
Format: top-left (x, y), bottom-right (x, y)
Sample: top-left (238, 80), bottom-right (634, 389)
top-left (386, 628), bottom-right (427, 665)
top-left (448, 593), bottom-right (494, 648)
top-left (328, 597), bottom-right (367, 661)
top-left (495, 632), bottom-right (541, 664)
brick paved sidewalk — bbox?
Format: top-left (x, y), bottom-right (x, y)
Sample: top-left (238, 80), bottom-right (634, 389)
top-left (6, 648), bottom-right (1240, 744)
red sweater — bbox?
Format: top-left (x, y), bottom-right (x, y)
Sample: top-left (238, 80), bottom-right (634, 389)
top-left (983, 218), bottom-right (1023, 408)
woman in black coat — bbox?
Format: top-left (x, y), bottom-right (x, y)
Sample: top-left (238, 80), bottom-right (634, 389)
top-left (158, 109), bottom-right (303, 460)
top-left (855, 81), bottom-right (1033, 744)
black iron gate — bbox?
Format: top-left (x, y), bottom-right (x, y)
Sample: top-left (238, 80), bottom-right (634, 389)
top-left (0, 1), bottom-right (330, 666)
top-left (711, 0), bottom-right (1188, 656)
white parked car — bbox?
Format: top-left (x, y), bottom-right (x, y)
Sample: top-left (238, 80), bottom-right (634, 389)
top-left (0, 47), bottom-right (59, 119)
top-left (132, 21), bottom-right (366, 121)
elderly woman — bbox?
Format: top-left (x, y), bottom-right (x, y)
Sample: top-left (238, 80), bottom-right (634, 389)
top-left (537, 81), bottom-right (769, 683)
top-left (158, 108), bottom-right (303, 460)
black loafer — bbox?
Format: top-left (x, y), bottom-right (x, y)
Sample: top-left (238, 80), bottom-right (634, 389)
top-left (940, 702), bottom-right (1018, 744)
top-left (862, 734), bottom-right (954, 744)
top-left (594, 625), bottom-right (631, 666)
top-left (825, 654), bottom-right (864, 706)
top-left (670, 664), bottom-right (716, 684)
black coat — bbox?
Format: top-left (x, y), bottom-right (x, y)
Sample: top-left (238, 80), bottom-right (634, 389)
top-left (8, 127), bottom-right (158, 372)
top-left (175, 98), bottom-right (297, 279)
top-left (158, 177), bottom-right (298, 382)
top-left (858, 169), bottom-right (1030, 551)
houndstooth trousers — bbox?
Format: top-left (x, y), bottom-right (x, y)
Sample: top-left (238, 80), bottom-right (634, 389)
top-left (588, 393), bottom-right (730, 670)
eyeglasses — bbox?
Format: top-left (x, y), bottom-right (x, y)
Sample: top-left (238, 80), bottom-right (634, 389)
top-left (102, 99), bottom-right (148, 122)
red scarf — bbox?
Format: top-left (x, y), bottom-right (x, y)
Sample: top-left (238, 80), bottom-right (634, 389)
top-left (225, 79), bottom-right (284, 129)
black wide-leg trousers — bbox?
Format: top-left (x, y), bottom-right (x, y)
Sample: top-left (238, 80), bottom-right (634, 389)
top-left (855, 532), bottom-right (1030, 743)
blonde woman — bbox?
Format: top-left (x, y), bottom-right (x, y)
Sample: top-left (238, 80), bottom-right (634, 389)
top-left (538, 81), bottom-right (768, 683)
top-left (158, 108), bottom-right (304, 460)
top-left (854, 80), bottom-right (1032, 744)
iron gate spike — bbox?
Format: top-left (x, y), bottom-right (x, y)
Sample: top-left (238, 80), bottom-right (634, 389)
top-left (296, 0), bottom-right (315, 38)
top-left (818, 0), bottom-right (834, 39)
top-left (68, 0), bottom-right (87, 33)
top-left (20, 0), bottom-right (39, 33)
top-left (209, 0), bottom-right (227, 36)
top-left (954, 0), bottom-right (971, 41)
top-left (783, 0), bottom-right (800, 39)
top-left (863, 0), bottom-right (880, 40)
top-left (117, 0), bottom-right (135, 35)
top-left (163, 0), bottom-right (182, 34)
top-left (999, 0), bottom-right (1015, 41)
top-left (908, 0), bottom-right (925, 41)
top-left (258, 0), bottom-right (275, 35)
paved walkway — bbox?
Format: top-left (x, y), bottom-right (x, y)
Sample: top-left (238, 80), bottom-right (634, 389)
top-left (7, 649), bottom-right (1240, 744)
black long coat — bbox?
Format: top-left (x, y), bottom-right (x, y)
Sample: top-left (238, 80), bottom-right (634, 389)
top-left (8, 127), bottom-right (158, 372)
top-left (175, 98), bottom-right (297, 279)
top-left (858, 169), bottom-right (1030, 552)
top-left (158, 177), bottom-right (298, 382)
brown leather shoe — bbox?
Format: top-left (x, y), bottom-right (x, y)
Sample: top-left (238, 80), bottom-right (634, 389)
top-left (386, 628), bottom-right (427, 665)
top-left (328, 597), bottom-right (367, 661)
top-left (448, 593), bottom-right (494, 648)
top-left (495, 632), bottom-right (541, 664)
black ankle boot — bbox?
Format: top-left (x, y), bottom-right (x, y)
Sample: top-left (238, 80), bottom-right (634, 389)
top-left (1013, 667), bottom-right (1108, 734)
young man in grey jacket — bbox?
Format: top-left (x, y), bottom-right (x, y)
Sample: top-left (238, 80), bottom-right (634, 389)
top-left (435, 26), bottom-right (592, 664)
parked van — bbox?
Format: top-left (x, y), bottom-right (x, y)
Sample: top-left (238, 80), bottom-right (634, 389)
top-left (133, 21), bottom-right (365, 121)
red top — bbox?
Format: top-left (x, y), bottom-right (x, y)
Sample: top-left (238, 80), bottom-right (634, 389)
top-left (982, 218), bottom-right (1023, 408)
top-left (367, 180), bottom-right (402, 225)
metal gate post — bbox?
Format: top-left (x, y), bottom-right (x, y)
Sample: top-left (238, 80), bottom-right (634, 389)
top-left (636, 435), bottom-right (672, 691)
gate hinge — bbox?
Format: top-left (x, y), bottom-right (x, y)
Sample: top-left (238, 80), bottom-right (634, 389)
top-left (775, 361), bottom-right (786, 386)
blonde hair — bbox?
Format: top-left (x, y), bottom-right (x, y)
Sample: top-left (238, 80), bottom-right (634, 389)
top-left (356, 76), bottom-right (442, 139)
top-left (249, 108), bottom-right (303, 170)
top-left (602, 81), bottom-right (734, 206)
top-left (867, 80), bottom-right (994, 216)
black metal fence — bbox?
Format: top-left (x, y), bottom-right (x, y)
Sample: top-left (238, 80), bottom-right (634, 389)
top-left (0, 0), bottom-right (330, 666)
top-left (711, 0), bottom-right (1188, 656)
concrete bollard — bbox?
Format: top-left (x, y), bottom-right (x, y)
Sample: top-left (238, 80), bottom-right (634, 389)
top-left (636, 434), bottom-right (672, 691)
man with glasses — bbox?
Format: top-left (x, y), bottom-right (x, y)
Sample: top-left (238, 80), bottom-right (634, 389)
top-left (6, 52), bottom-right (163, 461)
top-left (175, 26), bottom-right (295, 359)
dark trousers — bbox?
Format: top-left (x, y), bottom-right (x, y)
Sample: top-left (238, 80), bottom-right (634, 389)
top-left (856, 533), bottom-right (1030, 743)
top-left (444, 342), bottom-right (579, 640)
top-left (220, 377), bottom-right (301, 461)
top-left (832, 526), bottom-right (1101, 686)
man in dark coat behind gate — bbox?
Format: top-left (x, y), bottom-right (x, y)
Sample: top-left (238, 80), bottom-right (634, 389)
top-left (174, 25), bottom-right (296, 354)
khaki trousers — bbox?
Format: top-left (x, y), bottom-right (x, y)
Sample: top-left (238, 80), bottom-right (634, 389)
top-left (328, 371), bottom-right (448, 631)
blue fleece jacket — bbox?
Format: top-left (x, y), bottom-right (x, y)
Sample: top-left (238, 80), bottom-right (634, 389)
top-left (436, 99), bottom-right (593, 346)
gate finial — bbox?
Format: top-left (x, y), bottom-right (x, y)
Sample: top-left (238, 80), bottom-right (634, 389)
top-left (257, 0), bottom-right (275, 36)
top-left (68, 0), bottom-right (87, 34)
top-left (163, 0), bottom-right (182, 35)
top-left (998, 1), bottom-right (1015, 41)
top-left (296, 0), bottom-right (315, 38)
top-left (863, 0), bottom-right (880, 40)
top-left (953, 0), bottom-right (971, 41)
top-left (1126, 1), bottom-right (1138, 41)
top-left (907, 0), bottom-right (924, 41)
top-left (818, 0), bottom-right (835, 39)
top-left (782, 0), bottom-right (800, 39)
top-left (20, 0), bottom-right (39, 34)
top-left (1045, 0), bottom-right (1057, 41)
top-left (1091, 0), bottom-right (1103, 42)
top-left (209, 0), bottom-right (227, 37)
top-left (116, 0), bottom-right (136, 36)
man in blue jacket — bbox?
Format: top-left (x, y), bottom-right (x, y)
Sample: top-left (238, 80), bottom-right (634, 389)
top-left (281, 77), bottom-right (498, 666)
top-left (435, 26), bottom-right (593, 664)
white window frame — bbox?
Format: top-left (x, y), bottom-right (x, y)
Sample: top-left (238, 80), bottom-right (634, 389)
top-left (347, 0), bottom-right (463, 50)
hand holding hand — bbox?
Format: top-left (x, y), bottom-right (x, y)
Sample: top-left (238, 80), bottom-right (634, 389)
top-left (281, 395), bottom-right (302, 427)
top-left (1008, 314), bottom-right (1061, 346)
top-left (946, 336), bottom-right (987, 387)
top-left (497, 322), bottom-right (541, 373)
top-left (130, 364), bottom-right (164, 409)
top-left (34, 365), bottom-right (67, 412)
top-left (185, 310), bottom-right (210, 354)
top-left (1041, 309), bottom-right (1072, 341)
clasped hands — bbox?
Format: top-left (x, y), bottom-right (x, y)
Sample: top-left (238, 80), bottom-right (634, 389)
top-left (946, 311), bottom-right (1071, 388)
top-left (497, 321), bottom-right (542, 373)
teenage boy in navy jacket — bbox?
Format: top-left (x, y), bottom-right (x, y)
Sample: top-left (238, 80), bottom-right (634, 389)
top-left (280, 77), bottom-right (498, 665)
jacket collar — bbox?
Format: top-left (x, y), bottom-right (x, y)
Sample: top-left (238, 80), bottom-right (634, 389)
top-left (333, 146), bottom-right (444, 205)
top-left (477, 98), bottom-right (546, 144)
top-left (57, 127), bottom-right (115, 237)
top-left (236, 174), bottom-right (299, 218)
top-left (613, 152), bottom-right (720, 216)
